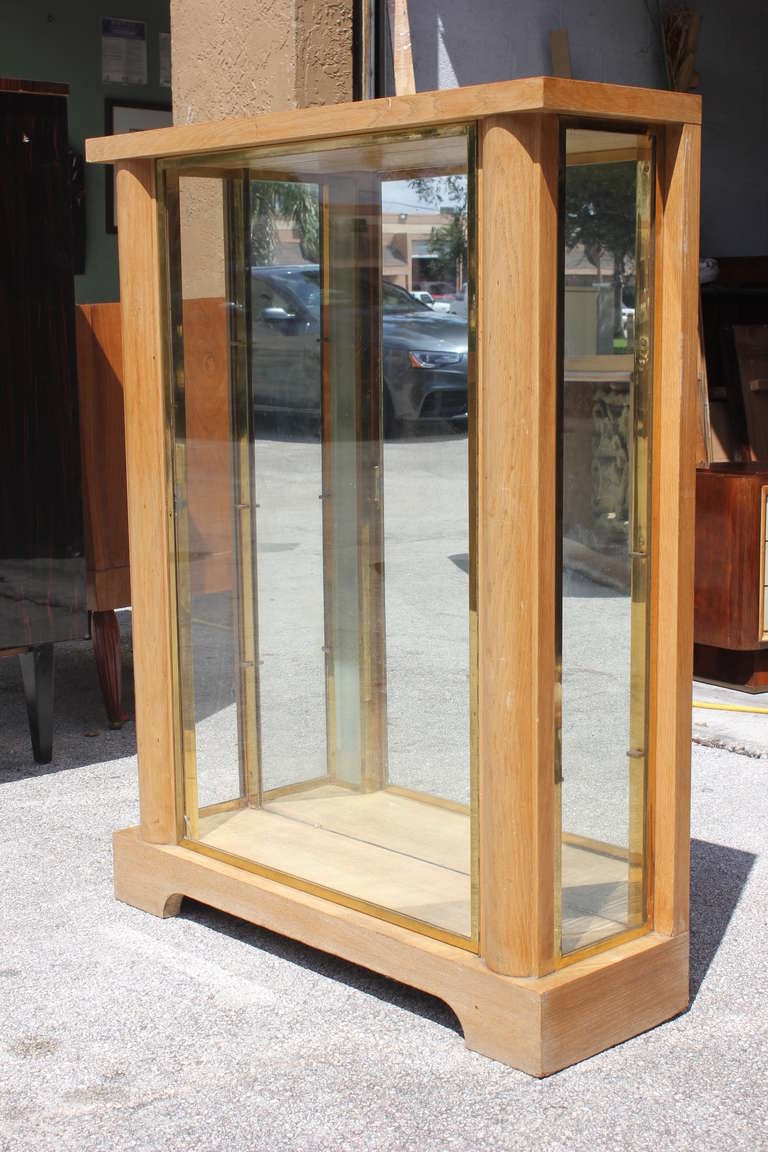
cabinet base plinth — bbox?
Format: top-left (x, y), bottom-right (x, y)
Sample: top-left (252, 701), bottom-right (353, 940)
top-left (113, 826), bottom-right (689, 1077)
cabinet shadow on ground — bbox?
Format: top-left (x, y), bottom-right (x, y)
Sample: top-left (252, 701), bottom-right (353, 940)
top-left (179, 897), bottom-right (465, 1036)
top-left (689, 837), bottom-right (756, 998)
top-left (176, 836), bottom-right (755, 1039)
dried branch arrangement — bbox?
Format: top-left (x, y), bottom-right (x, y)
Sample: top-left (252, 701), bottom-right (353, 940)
top-left (661, 5), bottom-right (701, 91)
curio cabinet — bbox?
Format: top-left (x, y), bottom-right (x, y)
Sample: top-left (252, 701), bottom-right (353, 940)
top-left (87, 77), bottom-right (701, 1075)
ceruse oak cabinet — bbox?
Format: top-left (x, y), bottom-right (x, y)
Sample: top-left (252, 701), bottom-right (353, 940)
top-left (87, 77), bottom-right (701, 1076)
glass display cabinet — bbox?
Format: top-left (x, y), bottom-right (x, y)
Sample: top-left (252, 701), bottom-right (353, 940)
top-left (87, 77), bottom-right (701, 1076)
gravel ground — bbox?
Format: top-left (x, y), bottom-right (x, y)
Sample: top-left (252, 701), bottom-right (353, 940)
top-left (1, 613), bottom-right (766, 1151)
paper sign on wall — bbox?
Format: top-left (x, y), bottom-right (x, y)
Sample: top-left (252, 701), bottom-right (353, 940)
top-left (159, 33), bottom-right (171, 87)
top-left (102, 17), bottom-right (148, 85)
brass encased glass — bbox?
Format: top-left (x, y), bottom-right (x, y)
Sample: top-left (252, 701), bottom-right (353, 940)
top-left (557, 128), bottom-right (655, 957)
top-left (162, 131), bottom-right (477, 947)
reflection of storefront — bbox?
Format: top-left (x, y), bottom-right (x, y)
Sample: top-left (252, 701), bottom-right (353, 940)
top-left (268, 210), bottom-right (459, 295)
top-left (382, 211), bottom-right (458, 292)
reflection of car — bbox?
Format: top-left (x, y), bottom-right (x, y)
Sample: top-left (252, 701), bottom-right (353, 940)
top-left (423, 281), bottom-right (456, 300)
top-left (410, 289), bottom-right (452, 314)
top-left (250, 265), bottom-right (468, 432)
top-left (451, 282), bottom-right (468, 318)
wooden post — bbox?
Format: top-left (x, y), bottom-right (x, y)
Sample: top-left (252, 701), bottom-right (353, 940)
top-left (478, 113), bottom-right (560, 977)
top-left (115, 160), bottom-right (180, 845)
top-left (650, 122), bottom-right (701, 936)
top-left (387, 0), bottom-right (416, 96)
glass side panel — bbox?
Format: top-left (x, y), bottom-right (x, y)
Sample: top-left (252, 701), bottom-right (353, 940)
top-left (166, 173), bottom-right (241, 817)
top-left (557, 129), bottom-right (654, 956)
top-left (163, 130), bottom-right (477, 946)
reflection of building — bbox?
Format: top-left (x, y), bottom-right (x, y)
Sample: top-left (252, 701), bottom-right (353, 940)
top-left (266, 209), bottom-right (460, 294)
top-left (382, 211), bottom-right (459, 292)
top-left (564, 244), bottom-right (633, 356)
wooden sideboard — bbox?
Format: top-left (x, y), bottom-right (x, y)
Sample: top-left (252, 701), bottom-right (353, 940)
top-left (75, 297), bottom-right (233, 724)
top-left (694, 465), bottom-right (768, 689)
top-left (695, 261), bottom-right (768, 690)
top-left (76, 302), bottom-right (131, 725)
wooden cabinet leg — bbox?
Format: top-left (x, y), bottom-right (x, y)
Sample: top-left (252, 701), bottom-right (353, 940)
top-left (92, 610), bottom-right (127, 728)
top-left (19, 644), bottom-right (54, 764)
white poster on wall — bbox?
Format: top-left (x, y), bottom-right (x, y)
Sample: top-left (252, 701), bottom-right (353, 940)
top-left (159, 33), bottom-right (171, 87)
top-left (102, 17), bottom-right (148, 85)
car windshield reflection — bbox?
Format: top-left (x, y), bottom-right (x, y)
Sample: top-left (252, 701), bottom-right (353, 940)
top-left (249, 264), bottom-right (468, 438)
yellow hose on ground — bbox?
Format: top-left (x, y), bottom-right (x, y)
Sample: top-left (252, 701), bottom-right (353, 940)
top-left (692, 700), bottom-right (768, 715)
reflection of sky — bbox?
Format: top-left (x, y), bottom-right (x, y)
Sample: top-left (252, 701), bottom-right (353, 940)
top-left (382, 180), bottom-right (439, 213)
top-left (382, 178), bottom-right (465, 215)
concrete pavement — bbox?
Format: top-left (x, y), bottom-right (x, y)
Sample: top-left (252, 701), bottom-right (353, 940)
top-left (0, 615), bottom-right (766, 1151)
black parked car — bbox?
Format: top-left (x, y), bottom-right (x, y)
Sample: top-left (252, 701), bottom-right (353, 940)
top-left (250, 265), bottom-right (468, 433)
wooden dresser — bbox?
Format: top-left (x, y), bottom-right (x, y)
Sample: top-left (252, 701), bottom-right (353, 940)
top-left (695, 465), bottom-right (768, 688)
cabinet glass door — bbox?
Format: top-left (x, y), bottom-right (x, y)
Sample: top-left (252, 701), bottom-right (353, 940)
top-left (557, 128), bottom-right (655, 956)
top-left (162, 129), bottom-right (477, 946)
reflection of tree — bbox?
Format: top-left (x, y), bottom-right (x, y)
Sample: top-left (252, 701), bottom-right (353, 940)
top-left (249, 181), bottom-right (319, 265)
top-left (408, 175), bottom-right (467, 289)
top-left (565, 163), bottom-right (636, 336)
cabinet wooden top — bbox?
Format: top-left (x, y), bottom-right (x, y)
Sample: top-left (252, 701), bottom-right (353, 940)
top-left (86, 76), bottom-right (701, 165)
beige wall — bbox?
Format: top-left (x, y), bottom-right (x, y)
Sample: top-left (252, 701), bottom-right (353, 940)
top-left (296, 0), bottom-right (354, 109)
top-left (170, 0), bottom-right (352, 123)
top-left (170, 0), bottom-right (353, 298)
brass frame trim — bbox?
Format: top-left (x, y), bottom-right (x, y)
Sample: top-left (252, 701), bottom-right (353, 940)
top-left (159, 165), bottom-right (199, 841)
top-left (562, 830), bottom-right (643, 865)
top-left (155, 125), bottom-right (471, 179)
top-left (261, 776), bottom-right (338, 803)
top-left (384, 785), bottom-right (470, 815)
top-left (198, 796), bottom-right (249, 818)
top-left (465, 123), bottom-right (480, 947)
top-left (555, 125), bottom-right (656, 965)
top-left (555, 922), bottom-right (650, 970)
top-left (628, 138), bottom-right (656, 928)
top-left (224, 173), bottom-right (263, 807)
top-left (180, 835), bottom-right (477, 951)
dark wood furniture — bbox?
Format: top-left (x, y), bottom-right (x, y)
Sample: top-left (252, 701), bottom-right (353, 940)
top-left (694, 465), bottom-right (768, 690)
top-left (0, 79), bottom-right (87, 761)
top-left (75, 302), bottom-right (131, 726)
top-left (695, 259), bottom-right (768, 689)
top-left (74, 298), bottom-right (233, 725)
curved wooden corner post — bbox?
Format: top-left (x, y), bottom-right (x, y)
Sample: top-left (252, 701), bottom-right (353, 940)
top-left (477, 113), bottom-right (560, 977)
top-left (650, 122), bottom-right (701, 938)
top-left (115, 160), bottom-right (180, 845)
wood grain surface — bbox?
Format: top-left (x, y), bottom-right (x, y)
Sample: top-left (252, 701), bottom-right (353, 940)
top-left (87, 78), bottom-right (701, 165)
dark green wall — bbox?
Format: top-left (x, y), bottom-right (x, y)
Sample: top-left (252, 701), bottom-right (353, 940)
top-left (0, 0), bottom-right (170, 302)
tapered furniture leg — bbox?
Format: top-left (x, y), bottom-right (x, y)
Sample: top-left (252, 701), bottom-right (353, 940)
top-left (92, 609), bottom-right (127, 727)
top-left (19, 644), bottom-right (54, 764)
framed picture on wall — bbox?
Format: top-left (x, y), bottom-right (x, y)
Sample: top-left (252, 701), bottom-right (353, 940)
top-left (104, 99), bottom-right (172, 233)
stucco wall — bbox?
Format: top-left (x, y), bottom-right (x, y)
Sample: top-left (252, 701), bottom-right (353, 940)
top-left (169, 0), bottom-right (352, 298)
top-left (296, 0), bottom-right (354, 109)
top-left (170, 0), bottom-right (352, 123)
